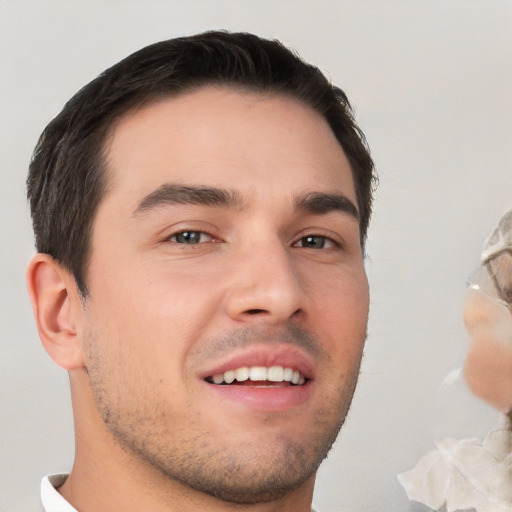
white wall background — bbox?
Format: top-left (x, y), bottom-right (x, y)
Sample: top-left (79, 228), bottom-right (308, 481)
top-left (1, 1), bottom-right (511, 511)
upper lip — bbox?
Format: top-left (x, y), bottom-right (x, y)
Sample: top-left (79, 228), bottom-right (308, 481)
top-left (198, 344), bottom-right (315, 381)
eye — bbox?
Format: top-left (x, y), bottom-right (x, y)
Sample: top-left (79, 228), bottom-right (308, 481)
top-left (294, 235), bottom-right (336, 249)
top-left (169, 231), bottom-right (213, 244)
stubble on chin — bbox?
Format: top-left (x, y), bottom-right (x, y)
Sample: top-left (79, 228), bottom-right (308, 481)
top-left (89, 374), bottom-right (360, 505)
top-left (84, 325), bottom-right (363, 505)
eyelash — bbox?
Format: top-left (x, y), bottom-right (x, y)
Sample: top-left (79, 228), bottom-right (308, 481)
top-left (166, 230), bottom-right (339, 250)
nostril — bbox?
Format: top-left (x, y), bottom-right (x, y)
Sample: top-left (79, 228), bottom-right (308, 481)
top-left (247, 309), bottom-right (266, 315)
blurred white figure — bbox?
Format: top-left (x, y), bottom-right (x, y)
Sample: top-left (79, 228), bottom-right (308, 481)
top-left (399, 210), bottom-right (512, 512)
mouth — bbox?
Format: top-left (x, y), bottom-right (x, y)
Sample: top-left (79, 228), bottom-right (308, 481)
top-left (198, 346), bottom-right (315, 411)
top-left (204, 365), bottom-right (307, 387)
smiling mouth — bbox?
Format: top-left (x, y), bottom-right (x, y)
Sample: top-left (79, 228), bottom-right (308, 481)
top-left (204, 365), bottom-right (307, 387)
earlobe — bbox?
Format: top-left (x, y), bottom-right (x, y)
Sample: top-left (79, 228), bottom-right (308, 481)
top-left (26, 254), bottom-right (85, 370)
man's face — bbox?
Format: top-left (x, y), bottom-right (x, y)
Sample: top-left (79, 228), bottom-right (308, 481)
top-left (81, 87), bottom-right (369, 503)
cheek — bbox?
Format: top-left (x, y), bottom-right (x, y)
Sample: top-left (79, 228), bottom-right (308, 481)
top-left (321, 269), bottom-right (369, 324)
top-left (90, 253), bottom-right (222, 331)
top-left (310, 270), bottom-right (369, 357)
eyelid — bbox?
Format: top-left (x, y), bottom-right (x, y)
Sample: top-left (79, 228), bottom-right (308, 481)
top-left (155, 218), bottom-right (222, 241)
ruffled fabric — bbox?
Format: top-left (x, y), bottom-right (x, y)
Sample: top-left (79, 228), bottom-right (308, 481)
top-left (481, 210), bottom-right (512, 264)
top-left (398, 423), bottom-right (512, 512)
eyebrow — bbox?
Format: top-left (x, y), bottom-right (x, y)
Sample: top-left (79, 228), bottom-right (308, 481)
top-left (133, 183), bottom-right (359, 221)
top-left (134, 184), bottom-right (245, 215)
top-left (293, 191), bottom-right (359, 221)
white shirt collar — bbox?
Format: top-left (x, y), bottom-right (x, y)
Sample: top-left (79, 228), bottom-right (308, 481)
top-left (41, 475), bottom-right (77, 512)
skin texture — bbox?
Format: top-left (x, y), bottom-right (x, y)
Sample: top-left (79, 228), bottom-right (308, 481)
top-left (27, 87), bottom-right (370, 512)
top-left (463, 289), bottom-right (512, 414)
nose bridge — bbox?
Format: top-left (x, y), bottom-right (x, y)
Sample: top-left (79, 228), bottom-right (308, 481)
top-left (226, 233), bottom-right (305, 323)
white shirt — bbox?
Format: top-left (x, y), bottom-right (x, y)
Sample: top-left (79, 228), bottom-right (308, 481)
top-left (41, 475), bottom-right (77, 512)
top-left (41, 474), bottom-right (318, 511)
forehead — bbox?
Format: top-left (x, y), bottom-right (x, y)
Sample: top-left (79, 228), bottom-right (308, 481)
top-left (102, 86), bottom-right (356, 211)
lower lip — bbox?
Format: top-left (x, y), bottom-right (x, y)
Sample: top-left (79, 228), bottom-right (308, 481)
top-left (202, 381), bottom-right (313, 412)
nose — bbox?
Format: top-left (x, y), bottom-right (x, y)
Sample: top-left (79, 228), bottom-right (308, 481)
top-left (224, 239), bottom-right (307, 325)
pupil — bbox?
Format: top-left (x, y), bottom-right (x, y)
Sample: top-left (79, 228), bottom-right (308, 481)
top-left (178, 231), bottom-right (199, 244)
top-left (304, 236), bottom-right (324, 248)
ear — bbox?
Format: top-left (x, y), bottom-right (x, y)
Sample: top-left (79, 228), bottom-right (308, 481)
top-left (26, 253), bottom-right (85, 370)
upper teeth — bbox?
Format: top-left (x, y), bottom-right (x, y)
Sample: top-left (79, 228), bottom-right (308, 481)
top-left (210, 366), bottom-right (306, 385)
